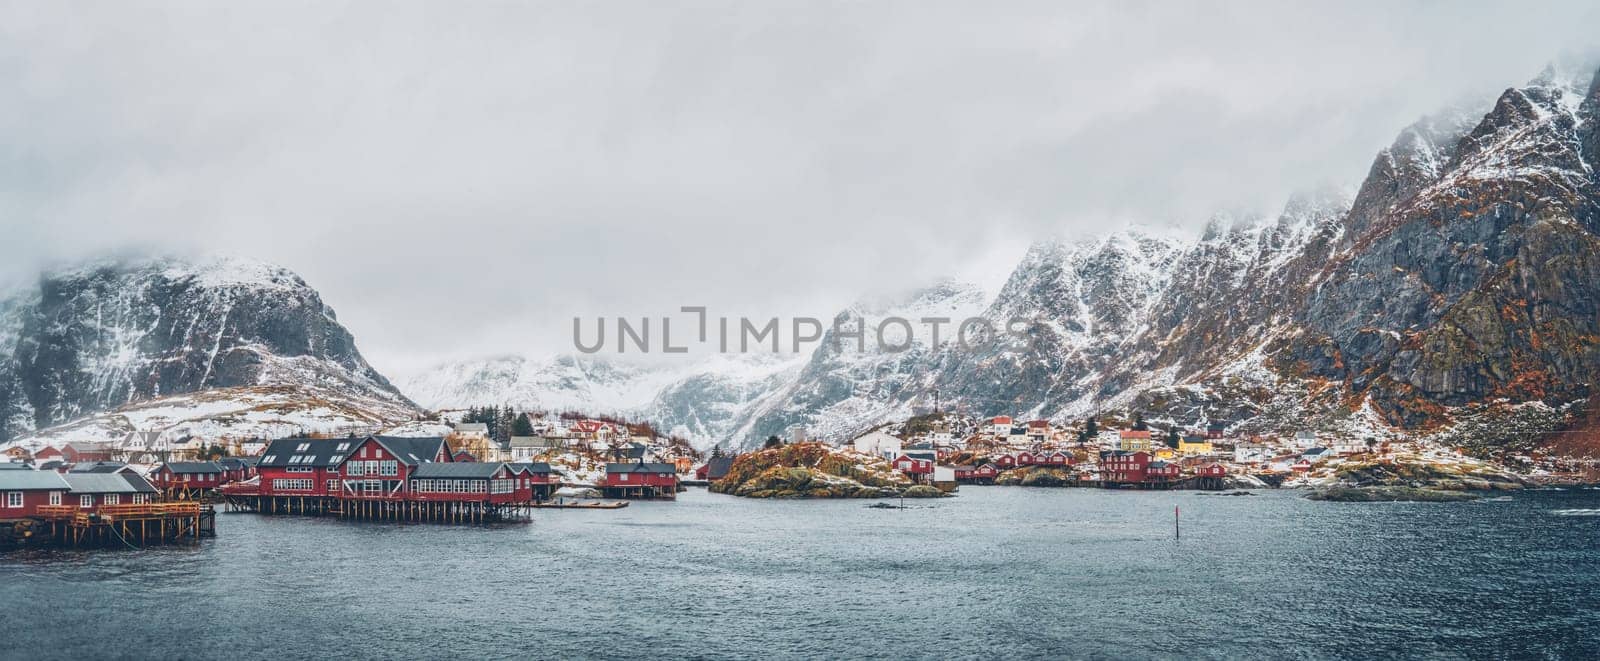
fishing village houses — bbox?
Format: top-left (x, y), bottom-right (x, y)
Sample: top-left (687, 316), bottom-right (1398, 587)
top-left (845, 413), bottom-right (1384, 490)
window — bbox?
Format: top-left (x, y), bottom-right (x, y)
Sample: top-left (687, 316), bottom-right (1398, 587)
top-left (618, 473), bottom-right (628, 482)
top-left (381, 461), bottom-right (398, 477)
top-left (105, 494), bottom-right (120, 505)
top-left (263, 454), bottom-right (277, 463)
top-left (296, 442), bottom-right (311, 451)
top-left (335, 442), bottom-right (351, 452)
top-left (271, 479), bottom-right (314, 491)
top-left (80, 494), bottom-right (94, 508)
top-left (49, 491), bottom-right (61, 506)
top-left (5, 492), bottom-right (19, 508)
top-left (327, 479), bottom-right (339, 492)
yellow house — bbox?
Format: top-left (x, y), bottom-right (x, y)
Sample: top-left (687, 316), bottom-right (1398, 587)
top-left (1178, 436), bottom-right (1214, 455)
top-left (1118, 430), bottom-right (1154, 453)
top-left (1153, 446), bottom-right (1177, 460)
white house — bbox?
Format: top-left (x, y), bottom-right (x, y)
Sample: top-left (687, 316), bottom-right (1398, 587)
top-left (851, 431), bottom-right (904, 460)
top-left (1234, 444), bottom-right (1272, 465)
top-left (1293, 430), bottom-right (1318, 449)
top-left (1331, 437), bottom-right (1367, 455)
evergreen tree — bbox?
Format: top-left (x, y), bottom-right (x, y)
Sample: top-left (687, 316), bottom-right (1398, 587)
top-left (763, 435), bottom-right (783, 449)
top-left (1166, 427), bottom-right (1180, 448)
top-left (1085, 416), bottom-right (1098, 438)
top-left (1132, 413), bottom-right (1148, 431)
top-left (512, 413), bottom-right (535, 437)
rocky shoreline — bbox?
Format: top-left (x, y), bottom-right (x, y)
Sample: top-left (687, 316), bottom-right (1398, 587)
top-left (709, 443), bottom-right (951, 499)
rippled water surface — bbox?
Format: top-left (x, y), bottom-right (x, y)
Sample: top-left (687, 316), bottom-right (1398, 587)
top-left (5, 487), bottom-right (1599, 659)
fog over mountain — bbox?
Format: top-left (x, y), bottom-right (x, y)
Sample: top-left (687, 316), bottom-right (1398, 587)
top-left (3, 3), bottom-right (1598, 379)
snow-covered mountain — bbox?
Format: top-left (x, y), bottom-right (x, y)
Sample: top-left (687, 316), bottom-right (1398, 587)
top-left (14, 60), bottom-right (1599, 458)
top-left (397, 352), bottom-right (807, 445)
top-left (0, 256), bottom-right (414, 442)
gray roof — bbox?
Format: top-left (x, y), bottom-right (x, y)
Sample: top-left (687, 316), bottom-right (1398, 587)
top-left (70, 461), bottom-right (132, 474)
top-left (508, 436), bottom-right (559, 448)
top-left (413, 462), bottom-right (505, 479)
top-left (162, 461), bottom-right (224, 474)
top-left (0, 469), bottom-right (71, 490)
top-left (606, 462), bottom-right (675, 474)
top-left (507, 462), bottom-right (554, 474)
top-left (453, 423), bottom-right (489, 433)
top-left (0, 462), bottom-right (33, 470)
top-left (259, 437), bottom-right (362, 468)
top-left (372, 436), bottom-right (448, 465)
top-left (703, 457), bottom-right (734, 480)
top-left (61, 473), bottom-right (157, 494)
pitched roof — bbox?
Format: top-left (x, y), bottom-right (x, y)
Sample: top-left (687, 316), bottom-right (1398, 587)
top-left (62, 472), bottom-right (156, 494)
top-left (373, 436), bottom-right (449, 465)
top-left (0, 469), bottom-right (71, 490)
top-left (508, 436), bottom-right (559, 448)
top-left (703, 457), bottom-right (735, 480)
top-left (507, 462), bottom-right (554, 474)
top-left (606, 462), bottom-right (675, 473)
top-left (0, 462), bottom-right (34, 471)
top-left (162, 461), bottom-right (224, 474)
top-left (453, 423), bottom-right (488, 433)
top-left (413, 462), bottom-right (505, 479)
top-left (216, 457), bottom-right (258, 469)
top-left (259, 438), bottom-right (362, 468)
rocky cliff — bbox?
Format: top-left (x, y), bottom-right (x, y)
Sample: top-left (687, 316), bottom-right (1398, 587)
top-left (0, 256), bottom-right (412, 441)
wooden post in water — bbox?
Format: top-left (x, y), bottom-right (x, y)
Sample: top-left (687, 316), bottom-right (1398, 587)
top-left (1174, 505), bottom-right (1180, 540)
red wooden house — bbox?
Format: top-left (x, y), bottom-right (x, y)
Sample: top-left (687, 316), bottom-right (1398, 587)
top-left (994, 453), bottom-right (1017, 469)
top-left (1197, 463), bottom-right (1228, 478)
top-left (0, 469), bottom-right (71, 518)
top-left (215, 457), bottom-right (257, 483)
top-left (256, 438), bottom-right (357, 498)
top-left (694, 456), bottom-right (735, 482)
top-left (953, 463), bottom-right (1000, 484)
top-left (1146, 460), bottom-right (1180, 483)
top-left (335, 436), bottom-right (453, 500)
top-left (604, 462), bottom-right (679, 498)
top-left (1103, 451), bottom-right (1151, 484)
top-left (1015, 451), bottom-right (1037, 466)
top-left (507, 462), bottom-right (559, 501)
top-left (151, 461), bottom-right (225, 496)
top-left (408, 462), bottom-right (519, 504)
top-left (61, 473), bottom-right (159, 510)
top-left (892, 453), bottom-right (934, 476)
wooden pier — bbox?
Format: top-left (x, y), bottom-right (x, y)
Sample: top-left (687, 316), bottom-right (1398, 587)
top-left (11, 502), bottom-right (214, 549)
top-left (222, 494), bottom-right (537, 524)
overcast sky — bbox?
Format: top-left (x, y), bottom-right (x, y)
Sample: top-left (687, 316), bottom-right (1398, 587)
top-left (2, 1), bottom-right (1596, 376)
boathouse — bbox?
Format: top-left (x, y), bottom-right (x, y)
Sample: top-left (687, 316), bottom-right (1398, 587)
top-left (1103, 451), bottom-right (1151, 484)
top-left (892, 453), bottom-right (934, 479)
top-left (62, 472), bottom-right (159, 509)
top-left (0, 469), bottom-right (70, 518)
top-left (216, 457), bottom-right (258, 483)
top-left (695, 456), bottom-right (735, 482)
top-left (507, 462), bottom-right (560, 501)
top-left (603, 462), bottom-right (679, 499)
top-left (335, 436), bottom-right (453, 499)
top-left (152, 461), bottom-right (226, 498)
